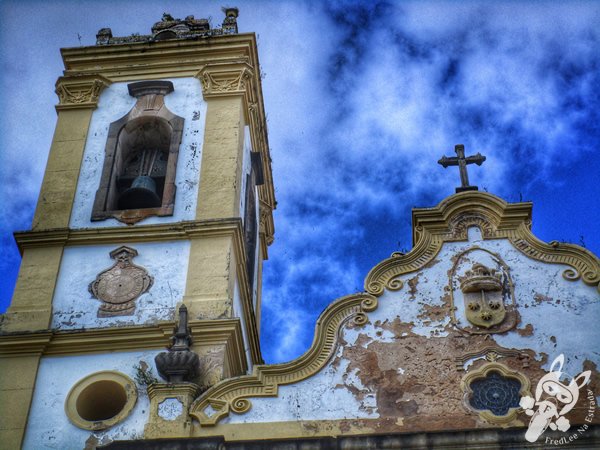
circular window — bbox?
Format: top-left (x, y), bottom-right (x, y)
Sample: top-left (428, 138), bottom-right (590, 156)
top-left (65, 371), bottom-right (137, 430)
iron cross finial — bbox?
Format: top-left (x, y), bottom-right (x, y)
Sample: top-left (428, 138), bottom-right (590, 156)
top-left (438, 144), bottom-right (486, 193)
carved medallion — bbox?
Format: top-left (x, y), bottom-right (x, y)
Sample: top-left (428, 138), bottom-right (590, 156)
top-left (89, 246), bottom-right (153, 317)
top-left (461, 264), bottom-right (505, 328)
top-left (449, 247), bottom-right (518, 334)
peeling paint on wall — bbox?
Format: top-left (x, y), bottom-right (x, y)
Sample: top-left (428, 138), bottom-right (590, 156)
top-left (223, 235), bottom-right (599, 433)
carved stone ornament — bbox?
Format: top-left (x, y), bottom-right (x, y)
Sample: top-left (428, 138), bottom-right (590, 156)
top-left (89, 246), bottom-right (153, 317)
top-left (461, 263), bottom-right (505, 328)
top-left (197, 65), bottom-right (254, 98)
top-left (155, 304), bottom-right (200, 383)
top-left (55, 75), bottom-right (111, 110)
top-left (449, 247), bottom-right (518, 334)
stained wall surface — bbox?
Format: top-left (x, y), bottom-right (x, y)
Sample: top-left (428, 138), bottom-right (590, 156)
top-left (51, 241), bottom-right (190, 329)
top-left (217, 229), bottom-right (599, 433)
top-left (22, 350), bottom-right (161, 450)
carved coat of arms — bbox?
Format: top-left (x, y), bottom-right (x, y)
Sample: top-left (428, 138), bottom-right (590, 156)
top-left (460, 264), bottom-right (506, 328)
top-left (89, 246), bottom-right (153, 317)
top-left (449, 247), bottom-right (517, 334)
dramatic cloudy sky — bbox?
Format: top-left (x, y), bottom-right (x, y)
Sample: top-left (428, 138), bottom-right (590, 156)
top-left (1, 1), bottom-right (599, 363)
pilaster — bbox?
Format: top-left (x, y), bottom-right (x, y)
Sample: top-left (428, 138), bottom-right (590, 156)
top-left (144, 383), bottom-right (200, 439)
top-left (182, 64), bottom-right (249, 323)
top-left (33, 74), bottom-right (111, 230)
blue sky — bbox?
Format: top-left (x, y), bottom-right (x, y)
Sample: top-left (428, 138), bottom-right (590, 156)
top-left (1, 1), bottom-right (599, 364)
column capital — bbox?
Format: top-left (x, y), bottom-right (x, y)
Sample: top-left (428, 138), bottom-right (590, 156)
top-left (55, 74), bottom-right (112, 111)
top-left (195, 62), bottom-right (254, 100)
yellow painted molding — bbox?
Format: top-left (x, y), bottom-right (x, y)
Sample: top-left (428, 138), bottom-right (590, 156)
top-left (0, 333), bottom-right (52, 356)
top-left (12, 218), bottom-right (263, 365)
top-left (196, 62), bottom-right (254, 100)
top-left (59, 34), bottom-right (276, 238)
top-left (365, 191), bottom-right (600, 295)
top-left (0, 319), bottom-right (246, 360)
top-left (55, 74), bottom-right (112, 110)
top-left (460, 361), bottom-right (531, 425)
top-left (15, 218), bottom-right (243, 252)
top-left (189, 293), bottom-right (377, 426)
top-left (64, 370), bottom-right (137, 430)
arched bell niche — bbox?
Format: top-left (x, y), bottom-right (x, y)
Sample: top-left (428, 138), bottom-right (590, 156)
top-left (92, 80), bottom-right (184, 225)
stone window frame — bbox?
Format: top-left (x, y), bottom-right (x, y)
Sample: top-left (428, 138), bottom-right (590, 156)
top-left (64, 370), bottom-right (138, 431)
top-left (460, 361), bottom-right (531, 424)
top-left (91, 80), bottom-right (184, 225)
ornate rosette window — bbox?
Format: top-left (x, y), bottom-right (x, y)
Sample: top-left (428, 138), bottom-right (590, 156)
top-left (461, 362), bottom-right (531, 424)
top-left (91, 80), bottom-right (184, 225)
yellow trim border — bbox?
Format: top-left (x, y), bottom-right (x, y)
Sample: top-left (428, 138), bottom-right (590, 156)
top-left (189, 293), bottom-right (377, 426)
top-left (365, 191), bottom-right (600, 295)
top-left (460, 362), bottom-right (531, 425)
top-left (189, 191), bottom-right (599, 427)
top-left (64, 370), bottom-right (137, 431)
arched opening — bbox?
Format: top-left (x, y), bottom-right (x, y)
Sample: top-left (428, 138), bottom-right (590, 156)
top-left (91, 80), bottom-right (184, 224)
top-left (113, 117), bottom-right (172, 210)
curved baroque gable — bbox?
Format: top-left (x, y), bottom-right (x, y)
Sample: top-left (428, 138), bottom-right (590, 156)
top-left (190, 191), bottom-right (600, 426)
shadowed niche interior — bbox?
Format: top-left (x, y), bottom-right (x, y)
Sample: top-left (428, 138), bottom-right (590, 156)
top-left (76, 379), bottom-right (128, 421)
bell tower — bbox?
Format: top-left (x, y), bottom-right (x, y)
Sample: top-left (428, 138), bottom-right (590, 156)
top-left (0, 9), bottom-right (275, 449)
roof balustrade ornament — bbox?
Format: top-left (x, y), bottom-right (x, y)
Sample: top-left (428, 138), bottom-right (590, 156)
top-left (96, 8), bottom-right (239, 46)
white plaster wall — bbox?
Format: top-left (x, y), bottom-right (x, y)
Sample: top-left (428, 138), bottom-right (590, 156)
top-left (220, 351), bottom-right (377, 425)
top-left (23, 350), bottom-right (160, 450)
top-left (224, 229), bottom-right (600, 423)
top-left (52, 241), bottom-right (190, 330)
top-left (70, 77), bottom-right (206, 228)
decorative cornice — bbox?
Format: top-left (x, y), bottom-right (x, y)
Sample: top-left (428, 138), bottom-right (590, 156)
top-left (14, 219), bottom-right (244, 253)
top-left (510, 227), bottom-right (600, 290)
top-left (365, 230), bottom-right (442, 296)
top-left (58, 34), bottom-right (276, 243)
top-left (454, 345), bottom-right (531, 371)
top-left (365, 192), bottom-right (600, 295)
top-left (12, 218), bottom-right (262, 366)
top-left (55, 74), bottom-right (112, 110)
top-left (196, 63), bottom-right (254, 99)
top-left (189, 293), bottom-right (378, 426)
top-left (0, 319), bottom-right (246, 365)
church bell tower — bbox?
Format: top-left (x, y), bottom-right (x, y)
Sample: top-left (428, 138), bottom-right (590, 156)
top-left (0, 9), bottom-right (275, 449)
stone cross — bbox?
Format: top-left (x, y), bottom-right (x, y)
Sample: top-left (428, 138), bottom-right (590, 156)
top-left (438, 144), bottom-right (486, 193)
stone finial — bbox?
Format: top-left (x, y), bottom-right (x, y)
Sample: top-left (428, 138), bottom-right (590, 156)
top-left (96, 28), bottom-right (113, 45)
top-left (222, 7), bottom-right (239, 34)
top-left (154, 305), bottom-right (200, 383)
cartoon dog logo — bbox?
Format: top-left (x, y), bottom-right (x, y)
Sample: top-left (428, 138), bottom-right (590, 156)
top-left (520, 354), bottom-right (591, 443)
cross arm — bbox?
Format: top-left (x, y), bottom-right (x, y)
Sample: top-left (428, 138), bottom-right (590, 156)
top-left (464, 153), bottom-right (486, 165)
top-left (438, 156), bottom-right (459, 168)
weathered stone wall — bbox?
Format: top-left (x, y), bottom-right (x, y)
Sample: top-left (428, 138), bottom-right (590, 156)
top-left (221, 229), bottom-right (599, 436)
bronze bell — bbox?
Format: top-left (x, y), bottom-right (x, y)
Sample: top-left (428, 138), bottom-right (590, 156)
top-left (118, 175), bottom-right (161, 210)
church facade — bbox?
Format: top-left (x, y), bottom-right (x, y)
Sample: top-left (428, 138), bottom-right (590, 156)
top-left (0, 10), bottom-right (598, 450)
